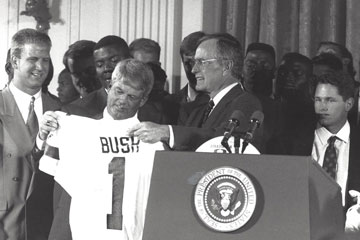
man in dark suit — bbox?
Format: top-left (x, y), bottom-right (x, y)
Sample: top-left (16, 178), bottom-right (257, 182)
top-left (242, 42), bottom-right (282, 153)
top-left (310, 71), bottom-right (360, 233)
top-left (271, 52), bottom-right (317, 155)
top-left (0, 28), bottom-right (61, 240)
top-left (128, 33), bottom-right (262, 151)
top-left (166, 31), bottom-right (210, 125)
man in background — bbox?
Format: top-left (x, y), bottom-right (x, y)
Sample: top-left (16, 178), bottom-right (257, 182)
top-left (129, 38), bottom-right (161, 65)
top-left (0, 28), bottom-right (61, 240)
top-left (167, 31), bottom-right (209, 125)
top-left (311, 71), bottom-right (360, 234)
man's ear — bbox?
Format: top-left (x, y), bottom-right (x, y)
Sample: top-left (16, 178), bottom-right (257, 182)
top-left (11, 55), bottom-right (19, 69)
top-left (139, 95), bottom-right (148, 108)
top-left (223, 60), bottom-right (233, 75)
top-left (345, 97), bottom-right (354, 112)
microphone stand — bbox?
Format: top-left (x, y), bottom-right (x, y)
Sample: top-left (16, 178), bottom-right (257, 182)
top-left (234, 135), bottom-right (241, 154)
top-left (241, 140), bottom-right (249, 154)
top-left (221, 139), bottom-right (232, 153)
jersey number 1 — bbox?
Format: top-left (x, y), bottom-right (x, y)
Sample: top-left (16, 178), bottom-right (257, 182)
top-left (107, 157), bottom-right (125, 230)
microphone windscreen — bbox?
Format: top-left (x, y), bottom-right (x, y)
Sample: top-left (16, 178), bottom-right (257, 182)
top-left (251, 110), bottom-right (264, 124)
top-left (230, 110), bottom-right (245, 123)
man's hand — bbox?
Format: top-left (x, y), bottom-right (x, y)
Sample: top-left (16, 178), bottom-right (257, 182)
top-left (345, 190), bottom-right (360, 233)
top-left (128, 122), bottom-right (170, 144)
top-left (39, 111), bottom-right (60, 140)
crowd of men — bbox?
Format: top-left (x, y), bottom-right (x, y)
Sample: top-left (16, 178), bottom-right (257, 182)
top-left (0, 28), bottom-right (360, 239)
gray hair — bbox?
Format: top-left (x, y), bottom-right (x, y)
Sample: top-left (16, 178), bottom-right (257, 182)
top-left (111, 59), bottom-right (154, 97)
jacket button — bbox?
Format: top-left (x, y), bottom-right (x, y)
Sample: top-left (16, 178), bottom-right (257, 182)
top-left (12, 177), bottom-right (20, 181)
top-left (7, 153), bottom-right (11, 158)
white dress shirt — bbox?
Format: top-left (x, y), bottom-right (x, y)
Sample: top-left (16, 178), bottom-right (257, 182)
top-left (9, 82), bottom-right (42, 125)
top-left (311, 121), bottom-right (350, 205)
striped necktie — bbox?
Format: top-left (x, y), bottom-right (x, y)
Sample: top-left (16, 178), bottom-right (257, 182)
top-left (26, 96), bottom-right (39, 142)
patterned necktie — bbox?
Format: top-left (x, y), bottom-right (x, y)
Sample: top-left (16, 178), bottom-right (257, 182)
top-left (322, 136), bottom-right (338, 179)
top-left (26, 96), bottom-right (39, 142)
top-left (200, 100), bottom-right (214, 127)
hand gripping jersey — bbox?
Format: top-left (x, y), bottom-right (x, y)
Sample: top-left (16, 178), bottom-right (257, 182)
top-left (40, 112), bottom-right (164, 240)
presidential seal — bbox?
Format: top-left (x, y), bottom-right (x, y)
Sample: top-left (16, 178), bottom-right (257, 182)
top-left (194, 166), bottom-right (256, 232)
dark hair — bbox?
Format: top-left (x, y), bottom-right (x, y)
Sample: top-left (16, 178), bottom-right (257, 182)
top-left (318, 41), bottom-right (356, 78)
top-left (94, 35), bottom-right (130, 58)
top-left (147, 62), bottom-right (167, 89)
top-left (42, 58), bottom-right (54, 93)
top-left (246, 42), bottom-right (275, 61)
top-left (11, 28), bottom-right (51, 58)
top-left (76, 67), bottom-right (101, 93)
top-left (180, 31), bottom-right (206, 57)
top-left (312, 53), bottom-right (342, 71)
top-left (112, 59), bottom-right (154, 97)
top-left (129, 38), bottom-right (161, 61)
top-left (281, 52), bottom-right (313, 72)
top-left (312, 70), bottom-right (355, 101)
top-left (198, 33), bottom-right (243, 79)
top-left (63, 40), bottom-right (96, 71)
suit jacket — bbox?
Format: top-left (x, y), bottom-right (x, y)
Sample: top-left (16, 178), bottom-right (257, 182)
top-left (281, 123), bottom-right (360, 211)
top-left (166, 84), bottom-right (210, 125)
top-left (0, 86), bottom-right (61, 240)
top-left (343, 125), bottom-right (360, 211)
top-left (172, 84), bottom-right (263, 151)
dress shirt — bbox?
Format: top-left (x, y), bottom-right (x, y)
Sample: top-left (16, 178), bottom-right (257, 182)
top-left (168, 82), bottom-right (239, 147)
top-left (312, 121), bottom-right (350, 205)
top-left (102, 107), bottom-right (139, 123)
top-left (9, 82), bottom-right (43, 125)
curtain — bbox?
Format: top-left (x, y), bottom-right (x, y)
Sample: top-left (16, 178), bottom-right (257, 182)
top-left (217, 0), bottom-right (360, 81)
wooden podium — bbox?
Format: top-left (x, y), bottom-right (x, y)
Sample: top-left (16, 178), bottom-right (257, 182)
top-left (143, 151), bottom-right (344, 240)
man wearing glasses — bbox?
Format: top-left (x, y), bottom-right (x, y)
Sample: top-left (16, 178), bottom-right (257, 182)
top-left (129, 33), bottom-right (262, 152)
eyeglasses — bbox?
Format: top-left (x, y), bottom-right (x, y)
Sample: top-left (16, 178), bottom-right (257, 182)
top-left (193, 58), bottom-right (221, 68)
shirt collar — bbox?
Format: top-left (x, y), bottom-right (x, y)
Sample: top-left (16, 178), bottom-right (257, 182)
top-left (9, 81), bottom-right (41, 100)
top-left (103, 107), bottom-right (139, 123)
top-left (315, 120), bottom-right (350, 145)
top-left (212, 82), bottom-right (238, 106)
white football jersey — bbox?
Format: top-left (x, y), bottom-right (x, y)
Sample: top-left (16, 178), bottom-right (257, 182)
top-left (40, 112), bottom-right (164, 240)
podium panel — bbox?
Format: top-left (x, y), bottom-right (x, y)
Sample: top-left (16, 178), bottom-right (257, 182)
top-left (143, 151), bottom-right (344, 240)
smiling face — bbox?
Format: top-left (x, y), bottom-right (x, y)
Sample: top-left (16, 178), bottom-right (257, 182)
top-left (192, 39), bottom-right (225, 98)
top-left (107, 78), bottom-right (147, 120)
top-left (12, 43), bottom-right (50, 95)
top-left (314, 83), bottom-right (353, 133)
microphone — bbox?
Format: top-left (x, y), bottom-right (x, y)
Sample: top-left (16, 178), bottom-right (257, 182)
top-left (221, 110), bottom-right (245, 153)
top-left (241, 111), bottom-right (264, 154)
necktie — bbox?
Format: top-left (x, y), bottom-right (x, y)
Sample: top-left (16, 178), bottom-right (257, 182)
top-left (200, 100), bottom-right (214, 127)
top-left (322, 136), bottom-right (338, 179)
top-left (26, 96), bottom-right (39, 142)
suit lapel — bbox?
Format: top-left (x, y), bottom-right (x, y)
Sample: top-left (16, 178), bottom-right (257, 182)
top-left (204, 84), bottom-right (243, 127)
top-left (0, 87), bottom-right (33, 155)
top-left (348, 125), bottom-right (360, 187)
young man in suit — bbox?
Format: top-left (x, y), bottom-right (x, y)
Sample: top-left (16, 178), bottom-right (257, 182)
top-left (128, 33), bottom-right (262, 151)
top-left (166, 31), bottom-right (210, 125)
top-left (311, 71), bottom-right (360, 233)
top-left (0, 28), bottom-right (61, 240)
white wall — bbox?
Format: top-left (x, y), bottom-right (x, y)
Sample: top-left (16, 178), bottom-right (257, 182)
top-left (0, 0), bottom-right (216, 94)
